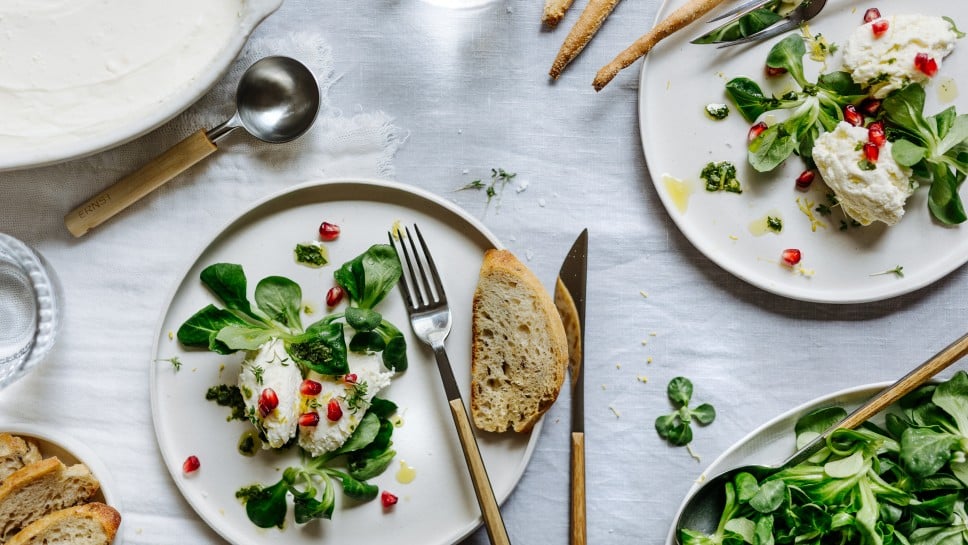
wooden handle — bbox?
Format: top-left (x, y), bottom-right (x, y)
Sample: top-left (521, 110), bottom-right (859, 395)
top-left (593, 0), bottom-right (727, 90)
top-left (840, 331), bottom-right (968, 429)
top-left (65, 129), bottom-right (217, 237)
top-left (449, 398), bottom-right (511, 545)
top-left (571, 431), bottom-right (587, 545)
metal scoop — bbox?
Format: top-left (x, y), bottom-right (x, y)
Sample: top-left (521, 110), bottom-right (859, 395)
top-left (672, 331), bottom-right (968, 544)
top-left (65, 56), bottom-right (320, 237)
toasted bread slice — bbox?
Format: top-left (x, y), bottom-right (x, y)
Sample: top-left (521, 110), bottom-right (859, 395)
top-left (470, 249), bottom-right (568, 433)
top-left (0, 436), bottom-right (41, 485)
top-left (7, 503), bottom-right (120, 545)
top-left (0, 458), bottom-right (99, 542)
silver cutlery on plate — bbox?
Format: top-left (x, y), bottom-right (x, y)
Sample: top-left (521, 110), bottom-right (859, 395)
top-left (388, 224), bottom-right (511, 545)
top-left (693, 0), bottom-right (827, 47)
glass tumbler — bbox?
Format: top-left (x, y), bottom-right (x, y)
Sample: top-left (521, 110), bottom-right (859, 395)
top-left (0, 234), bottom-right (61, 390)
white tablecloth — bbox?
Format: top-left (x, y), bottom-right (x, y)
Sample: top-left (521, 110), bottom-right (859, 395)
top-left (1, 1), bottom-right (966, 544)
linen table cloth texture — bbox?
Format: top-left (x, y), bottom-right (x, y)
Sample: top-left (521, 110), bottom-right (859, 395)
top-left (1, 0), bottom-right (967, 544)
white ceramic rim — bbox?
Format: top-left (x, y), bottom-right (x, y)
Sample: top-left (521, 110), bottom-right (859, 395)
top-left (664, 381), bottom-right (894, 545)
top-left (148, 177), bottom-right (541, 545)
top-left (0, 0), bottom-right (282, 172)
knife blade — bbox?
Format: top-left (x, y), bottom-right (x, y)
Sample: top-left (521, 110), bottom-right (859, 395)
top-left (554, 229), bottom-right (587, 545)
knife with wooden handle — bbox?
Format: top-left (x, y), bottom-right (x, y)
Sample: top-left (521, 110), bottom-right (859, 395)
top-left (555, 229), bottom-right (588, 545)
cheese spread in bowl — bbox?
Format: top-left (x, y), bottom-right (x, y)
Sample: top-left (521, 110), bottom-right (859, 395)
top-left (0, 0), bottom-right (282, 170)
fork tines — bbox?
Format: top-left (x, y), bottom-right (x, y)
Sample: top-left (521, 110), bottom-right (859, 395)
top-left (388, 224), bottom-right (447, 311)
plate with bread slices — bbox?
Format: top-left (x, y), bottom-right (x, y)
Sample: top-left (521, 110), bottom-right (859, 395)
top-left (0, 426), bottom-right (122, 544)
top-left (150, 179), bottom-right (567, 545)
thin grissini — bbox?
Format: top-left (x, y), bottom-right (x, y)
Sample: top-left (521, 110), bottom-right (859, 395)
top-left (549, 0), bottom-right (623, 79)
top-left (543, 0), bottom-right (577, 27)
top-left (593, 0), bottom-right (727, 91)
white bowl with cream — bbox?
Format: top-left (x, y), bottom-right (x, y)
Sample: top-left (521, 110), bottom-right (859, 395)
top-left (0, 0), bottom-right (282, 171)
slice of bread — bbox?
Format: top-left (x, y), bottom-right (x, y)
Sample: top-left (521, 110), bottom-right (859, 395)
top-left (0, 436), bottom-right (41, 485)
top-left (7, 503), bottom-right (120, 545)
top-left (470, 249), bottom-right (568, 433)
top-left (0, 457), bottom-right (99, 542)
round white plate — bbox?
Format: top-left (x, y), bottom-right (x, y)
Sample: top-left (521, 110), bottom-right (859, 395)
top-left (639, 0), bottom-right (968, 303)
top-left (666, 382), bottom-right (891, 545)
top-left (0, 0), bottom-right (280, 171)
top-left (150, 179), bottom-right (539, 545)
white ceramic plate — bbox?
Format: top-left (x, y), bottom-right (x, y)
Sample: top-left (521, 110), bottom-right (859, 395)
top-left (150, 179), bottom-right (539, 545)
top-left (0, 0), bottom-right (281, 171)
top-left (639, 0), bottom-right (968, 303)
top-left (665, 382), bottom-right (890, 545)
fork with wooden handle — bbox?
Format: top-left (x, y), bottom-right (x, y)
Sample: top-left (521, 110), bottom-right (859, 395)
top-left (389, 225), bottom-right (511, 545)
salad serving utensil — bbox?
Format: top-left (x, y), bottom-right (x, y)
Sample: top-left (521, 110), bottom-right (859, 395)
top-left (692, 0), bottom-right (827, 47)
top-left (65, 56), bottom-right (320, 238)
top-left (554, 229), bottom-right (589, 545)
top-left (673, 330), bottom-right (968, 544)
top-left (389, 224), bottom-right (512, 545)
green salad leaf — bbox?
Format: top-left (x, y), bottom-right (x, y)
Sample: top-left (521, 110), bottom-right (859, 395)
top-left (235, 408), bottom-right (397, 527)
top-left (682, 371), bottom-right (968, 545)
top-left (724, 35), bottom-right (865, 173)
top-left (882, 84), bottom-right (968, 225)
top-left (656, 377), bottom-right (716, 447)
top-left (334, 244), bottom-right (402, 310)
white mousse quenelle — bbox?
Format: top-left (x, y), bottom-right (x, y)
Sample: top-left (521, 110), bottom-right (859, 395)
top-left (813, 122), bottom-right (914, 226)
top-left (843, 14), bottom-right (960, 98)
top-left (297, 359), bottom-right (393, 457)
top-left (238, 338), bottom-right (302, 449)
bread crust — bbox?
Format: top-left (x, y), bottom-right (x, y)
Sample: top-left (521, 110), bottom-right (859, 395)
top-left (0, 457), bottom-right (100, 542)
top-left (7, 503), bottom-right (120, 545)
top-left (470, 249), bottom-right (568, 433)
top-left (0, 436), bottom-right (41, 484)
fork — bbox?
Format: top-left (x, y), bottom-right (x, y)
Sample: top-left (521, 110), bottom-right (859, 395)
top-left (696, 0), bottom-right (827, 47)
top-left (389, 224), bottom-right (512, 545)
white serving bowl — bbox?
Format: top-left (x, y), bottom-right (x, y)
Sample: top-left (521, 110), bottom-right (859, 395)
top-left (0, 423), bottom-right (123, 543)
top-left (0, 0), bottom-right (282, 171)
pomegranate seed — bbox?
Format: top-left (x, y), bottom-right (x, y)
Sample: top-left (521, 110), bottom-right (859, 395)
top-left (914, 53), bottom-right (938, 77)
top-left (381, 491), bottom-right (399, 508)
top-left (326, 286), bottom-right (345, 307)
top-left (781, 249), bottom-right (802, 266)
top-left (863, 8), bottom-right (881, 23)
top-left (327, 399), bottom-right (343, 421)
top-left (259, 388), bottom-right (279, 418)
top-left (844, 105), bottom-right (863, 126)
top-left (747, 122), bottom-right (768, 143)
top-left (344, 373), bottom-right (358, 384)
top-left (868, 122), bottom-right (886, 147)
top-left (871, 19), bottom-right (889, 37)
top-left (765, 65), bottom-right (787, 77)
top-left (859, 98), bottom-right (881, 116)
top-left (795, 170), bottom-right (815, 190)
top-left (300, 379), bottom-right (322, 396)
top-left (318, 221), bottom-right (340, 241)
top-left (299, 412), bottom-right (320, 427)
top-left (864, 142), bottom-right (880, 163)
top-left (183, 455), bottom-right (200, 474)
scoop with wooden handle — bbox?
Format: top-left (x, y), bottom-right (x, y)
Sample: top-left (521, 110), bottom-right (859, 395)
top-left (64, 56), bottom-right (320, 237)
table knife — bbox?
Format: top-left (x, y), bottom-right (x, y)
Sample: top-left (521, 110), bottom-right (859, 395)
top-left (554, 229), bottom-right (588, 545)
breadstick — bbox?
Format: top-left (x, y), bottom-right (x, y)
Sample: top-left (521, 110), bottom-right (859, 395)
top-left (543, 0), bottom-right (576, 27)
top-left (592, 0), bottom-right (727, 91)
top-left (549, 0), bottom-right (623, 79)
